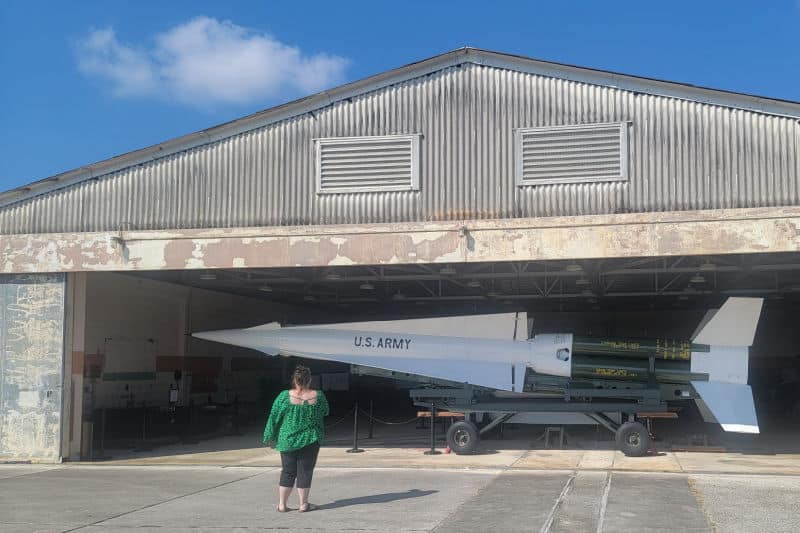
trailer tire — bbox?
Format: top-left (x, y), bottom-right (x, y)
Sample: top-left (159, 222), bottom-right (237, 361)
top-left (616, 421), bottom-right (650, 457)
top-left (447, 421), bottom-right (479, 455)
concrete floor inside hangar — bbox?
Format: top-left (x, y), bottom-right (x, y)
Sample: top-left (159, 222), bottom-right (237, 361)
top-left (81, 416), bottom-right (800, 474)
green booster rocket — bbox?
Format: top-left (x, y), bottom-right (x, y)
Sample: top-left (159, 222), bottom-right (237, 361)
top-left (568, 336), bottom-right (710, 383)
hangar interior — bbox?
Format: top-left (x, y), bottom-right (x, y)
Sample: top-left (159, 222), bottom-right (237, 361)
top-left (70, 251), bottom-right (800, 459)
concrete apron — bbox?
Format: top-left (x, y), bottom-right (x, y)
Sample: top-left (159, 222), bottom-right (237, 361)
top-left (75, 443), bottom-right (800, 476)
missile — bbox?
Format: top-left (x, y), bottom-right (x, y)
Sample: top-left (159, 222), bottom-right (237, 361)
top-left (194, 297), bottom-right (763, 434)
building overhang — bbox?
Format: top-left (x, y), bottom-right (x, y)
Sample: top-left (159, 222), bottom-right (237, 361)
top-left (2, 207), bottom-right (799, 274)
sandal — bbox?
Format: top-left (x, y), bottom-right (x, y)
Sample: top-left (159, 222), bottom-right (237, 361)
top-left (298, 503), bottom-right (316, 513)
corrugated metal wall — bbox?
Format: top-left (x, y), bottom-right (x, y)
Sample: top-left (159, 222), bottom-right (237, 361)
top-left (0, 274), bottom-right (65, 461)
top-left (1, 63), bottom-right (798, 234)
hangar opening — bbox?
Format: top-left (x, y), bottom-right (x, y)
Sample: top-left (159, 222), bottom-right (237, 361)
top-left (70, 252), bottom-right (800, 460)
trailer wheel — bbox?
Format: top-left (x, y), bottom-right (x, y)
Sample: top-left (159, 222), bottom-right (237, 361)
top-left (447, 421), bottom-right (479, 455)
top-left (616, 421), bottom-right (650, 457)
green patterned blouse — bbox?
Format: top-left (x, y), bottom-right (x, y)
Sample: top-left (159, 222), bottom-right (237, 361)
top-left (262, 390), bottom-right (329, 452)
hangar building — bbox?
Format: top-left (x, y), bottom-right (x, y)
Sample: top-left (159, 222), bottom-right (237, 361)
top-left (1, 48), bottom-right (799, 462)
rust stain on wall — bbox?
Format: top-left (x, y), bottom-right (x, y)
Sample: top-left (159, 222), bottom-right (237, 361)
top-left (163, 239), bottom-right (197, 269)
top-left (288, 237), bottom-right (341, 266)
top-left (179, 238), bottom-right (290, 269)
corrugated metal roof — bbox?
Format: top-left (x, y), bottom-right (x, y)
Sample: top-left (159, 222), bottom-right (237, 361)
top-left (1, 60), bottom-right (797, 234)
top-left (2, 47), bottom-right (799, 208)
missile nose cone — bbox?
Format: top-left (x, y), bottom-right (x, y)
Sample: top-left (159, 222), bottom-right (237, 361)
top-left (192, 323), bottom-right (283, 355)
top-left (192, 329), bottom-right (238, 344)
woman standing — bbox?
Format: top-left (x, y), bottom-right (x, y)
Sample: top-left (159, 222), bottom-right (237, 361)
top-left (263, 365), bottom-right (329, 512)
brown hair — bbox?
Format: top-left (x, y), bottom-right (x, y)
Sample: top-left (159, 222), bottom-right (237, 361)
top-left (291, 365), bottom-right (312, 389)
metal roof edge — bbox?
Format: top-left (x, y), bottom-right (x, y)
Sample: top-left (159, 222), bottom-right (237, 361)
top-left (467, 48), bottom-right (800, 117)
top-left (0, 49), bottom-right (467, 208)
top-left (2, 47), bottom-right (798, 208)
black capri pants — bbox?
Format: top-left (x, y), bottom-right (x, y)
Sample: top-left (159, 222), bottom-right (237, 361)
top-left (279, 442), bottom-right (320, 488)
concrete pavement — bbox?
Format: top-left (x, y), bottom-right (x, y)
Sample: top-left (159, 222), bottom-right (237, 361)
top-left (1, 464), bottom-right (799, 532)
top-left (5, 428), bottom-right (800, 532)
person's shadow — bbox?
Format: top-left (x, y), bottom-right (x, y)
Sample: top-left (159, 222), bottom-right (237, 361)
top-left (316, 489), bottom-right (438, 510)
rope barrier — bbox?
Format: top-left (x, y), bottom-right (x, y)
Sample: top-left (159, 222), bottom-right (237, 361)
top-left (324, 406), bottom-right (356, 429)
top-left (357, 407), bottom-right (419, 426)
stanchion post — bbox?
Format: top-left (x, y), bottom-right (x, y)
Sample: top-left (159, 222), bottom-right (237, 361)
top-left (183, 399), bottom-right (198, 444)
top-left (346, 401), bottom-right (364, 453)
top-left (89, 410), bottom-right (94, 461)
top-left (136, 406), bottom-right (153, 452)
top-left (367, 399), bottom-right (374, 439)
top-left (99, 407), bottom-right (107, 459)
top-left (424, 404), bottom-right (441, 455)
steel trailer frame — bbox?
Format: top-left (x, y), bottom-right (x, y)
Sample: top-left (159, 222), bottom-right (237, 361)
top-left (351, 362), bottom-right (697, 455)
top-left (408, 383), bottom-right (680, 456)
top-left (409, 384), bottom-right (671, 430)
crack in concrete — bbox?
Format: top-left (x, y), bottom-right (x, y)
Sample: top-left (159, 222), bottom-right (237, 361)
top-left (687, 476), bottom-right (717, 533)
top-left (596, 471), bottom-right (612, 533)
top-left (539, 472), bottom-right (577, 533)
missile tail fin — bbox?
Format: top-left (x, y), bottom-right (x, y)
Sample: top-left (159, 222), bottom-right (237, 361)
top-left (689, 297), bottom-right (763, 434)
top-left (692, 381), bottom-right (759, 434)
top-left (690, 297), bottom-right (762, 386)
top-left (691, 297), bottom-right (763, 346)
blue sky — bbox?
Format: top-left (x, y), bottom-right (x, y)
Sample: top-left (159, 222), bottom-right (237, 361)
top-left (1, 1), bottom-right (798, 192)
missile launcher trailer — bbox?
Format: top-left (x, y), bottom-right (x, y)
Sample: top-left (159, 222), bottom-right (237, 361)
top-left (407, 372), bottom-right (693, 457)
top-left (355, 354), bottom-right (693, 457)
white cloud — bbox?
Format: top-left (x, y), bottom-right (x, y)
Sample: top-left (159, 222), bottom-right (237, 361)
top-left (77, 29), bottom-right (157, 97)
top-left (76, 17), bottom-right (348, 106)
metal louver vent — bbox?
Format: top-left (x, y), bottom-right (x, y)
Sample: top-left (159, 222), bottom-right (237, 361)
top-left (317, 135), bottom-right (419, 193)
top-left (515, 123), bottom-right (628, 185)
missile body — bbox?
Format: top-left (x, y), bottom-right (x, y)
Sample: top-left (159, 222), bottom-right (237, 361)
top-left (194, 324), bottom-right (709, 387)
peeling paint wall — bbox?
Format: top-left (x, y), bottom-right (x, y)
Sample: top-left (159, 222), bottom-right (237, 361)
top-left (1, 207), bottom-right (799, 273)
top-left (0, 274), bottom-right (65, 462)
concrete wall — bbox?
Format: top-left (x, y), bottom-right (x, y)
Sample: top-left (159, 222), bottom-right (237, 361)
top-left (0, 274), bottom-right (65, 462)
